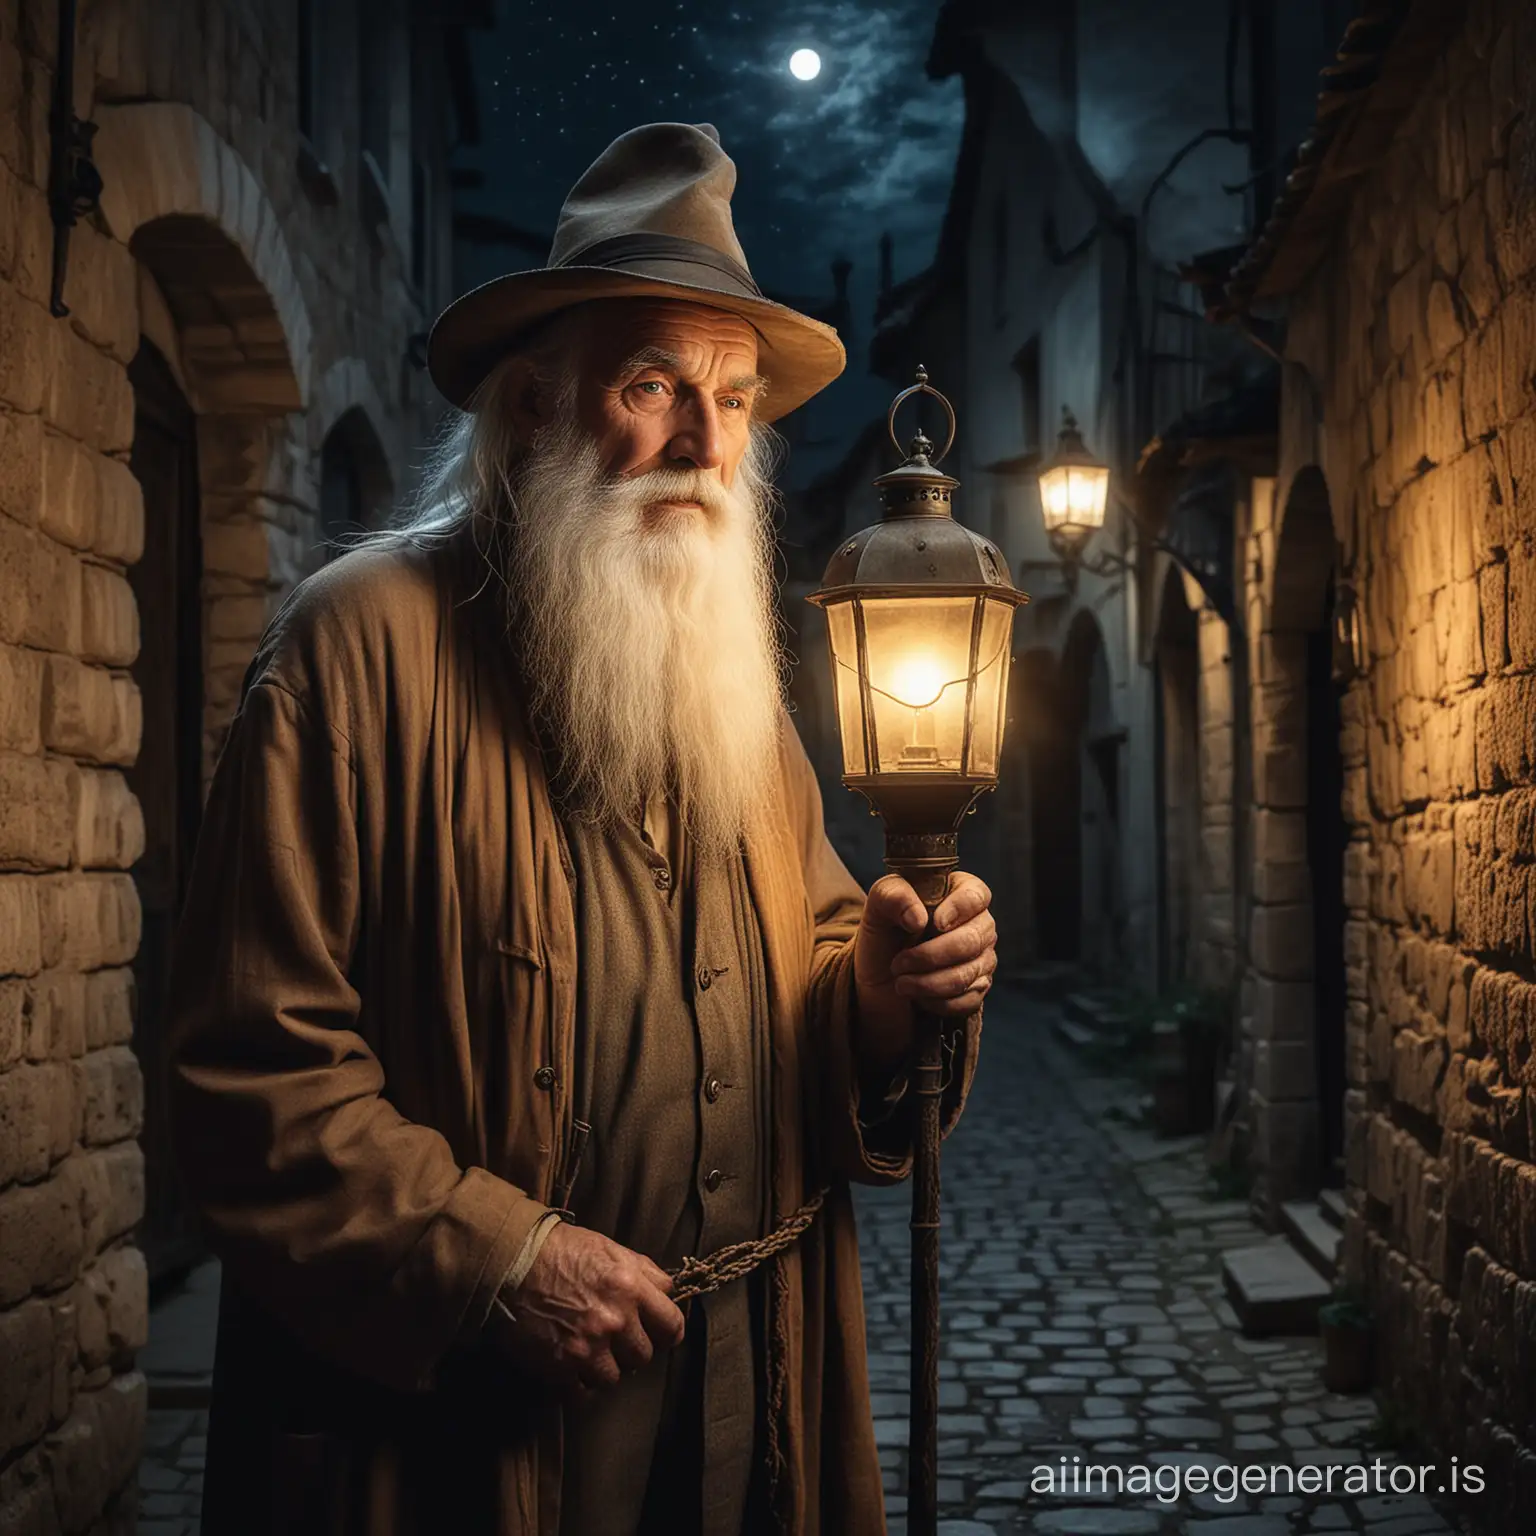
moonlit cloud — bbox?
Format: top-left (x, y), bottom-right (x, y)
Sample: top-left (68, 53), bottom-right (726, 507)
top-left (703, 2), bottom-right (964, 293)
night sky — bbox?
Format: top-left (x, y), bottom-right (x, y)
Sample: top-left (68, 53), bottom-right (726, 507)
top-left (456, 1), bottom-right (967, 481)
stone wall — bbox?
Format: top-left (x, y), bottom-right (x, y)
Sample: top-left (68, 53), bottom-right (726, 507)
top-left (1270, 0), bottom-right (1536, 1514)
top-left (0, 0), bottom-right (461, 1528)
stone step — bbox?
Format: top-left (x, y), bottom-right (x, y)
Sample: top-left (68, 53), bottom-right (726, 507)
top-left (1221, 1238), bottom-right (1331, 1336)
top-left (1318, 1186), bottom-right (1348, 1230)
top-left (1280, 1198), bottom-right (1342, 1282)
top-left (1052, 1013), bottom-right (1099, 1052)
top-left (141, 1258), bottom-right (220, 1411)
top-left (1063, 991), bottom-right (1130, 1036)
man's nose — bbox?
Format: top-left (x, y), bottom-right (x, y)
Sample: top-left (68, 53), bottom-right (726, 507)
top-left (665, 398), bottom-right (724, 471)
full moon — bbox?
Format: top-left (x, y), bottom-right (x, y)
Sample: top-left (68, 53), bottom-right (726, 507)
top-left (789, 48), bottom-right (821, 81)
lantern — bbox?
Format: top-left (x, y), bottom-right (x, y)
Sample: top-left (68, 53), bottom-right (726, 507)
top-left (1037, 406), bottom-right (1110, 562)
top-left (807, 368), bottom-right (1028, 1536)
top-left (809, 369), bottom-right (1029, 907)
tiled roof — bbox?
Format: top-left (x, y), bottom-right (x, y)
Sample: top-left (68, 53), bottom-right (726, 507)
top-left (1219, 0), bottom-right (1462, 317)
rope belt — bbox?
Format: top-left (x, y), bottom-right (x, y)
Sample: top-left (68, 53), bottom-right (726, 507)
top-left (668, 1187), bottom-right (829, 1302)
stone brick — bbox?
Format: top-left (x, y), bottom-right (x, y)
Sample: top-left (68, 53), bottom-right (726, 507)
top-left (73, 1247), bottom-right (147, 1373)
top-left (1249, 902), bottom-right (1314, 981)
top-left (0, 283), bottom-right (52, 415)
top-left (71, 770), bottom-right (143, 871)
top-left (47, 1290), bottom-right (73, 1427)
top-left (43, 1372), bottom-right (145, 1535)
top-left (61, 225), bottom-right (138, 367)
top-left (35, 875), bottom-right (139, 972)
top-left (81, 970), bottom-right (132, 1052)
top-left (0, 518), bottom-right (83, 653)
top-left (23, 970), bottom-right (87, 1062)
top-left (44, 325), bottom-right (133, 456)
top-left (74, 1143), bottom-right (143, 1259)
top-left (0, 1063), bottom-right (78, 1186)
top-left (1247, 1093), bottom-right (1319, 1204)
top-left (0, 1170), bottom-right (85, 1306)
top-left (77, 565), bottom-right (137, 669)
top-left (0, 876), bottom-right (43, 977)
top-left (1480, 555), bottom-right (1509, 671)
top-left (0, 408), bottom-right (43, 528)
top-left (91, 454), bottom-right (143, 565)
top-left (0, 753), bottom-right (75, 872)
top-left (1252, 1038), bottom-right (1315, 1102)
top-left (0, 642), bottom-right (43, 755)
top-left (0, 980), bottom-right (22, 1070)
top-left (202, 514), bottom-right (273, 580)
top-left (78, 1047), bottom-right (142, 1147)
top-left (39, 656), bottom-right (140, 767)
top-left (37, 430), bottom-right (97, 552)
top-left (0, 1299), bottom-right (54, 1461)
top-left (1247, 976), bottom-right (1308, 1050)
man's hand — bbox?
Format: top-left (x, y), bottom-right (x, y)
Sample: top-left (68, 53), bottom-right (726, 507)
top-left (853, 872), bottom-right (997, 1071)
top-left (492, 1220), bottom-right (685, 1396)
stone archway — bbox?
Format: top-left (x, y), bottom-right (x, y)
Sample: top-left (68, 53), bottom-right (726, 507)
top-left (313, 357), bottom-right (399, 548)
top-left (318, 407), bottom-right (396, 551)
top-left (1249, 465), bottom-right (1344, 1218)
top-left (93, 105), bottom-right (310, 1278)
top-left (94, 102), bottom-right (312, 409)
top-left (95, 102), bottom-right (314, 767)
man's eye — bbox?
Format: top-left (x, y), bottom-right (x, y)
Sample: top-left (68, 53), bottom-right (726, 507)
top-left (636, 379), bottom-right (666, 395)
top-left (722, 396), bottom-right (745, 411)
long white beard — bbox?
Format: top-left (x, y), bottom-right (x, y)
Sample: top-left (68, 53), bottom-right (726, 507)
top-left (504, 413), bottom-right (785, 859)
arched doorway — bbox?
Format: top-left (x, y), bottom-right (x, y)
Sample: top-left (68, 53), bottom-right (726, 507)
top-left (126, 340), bottom-right (205, 1277)
top-left (109, 120), bottom-right (310, 1277)
top-left (1252, 465), bottom-right (1345, 1208)
top-left (1059, 612), bottom-right (1123, 973)
top-left (319, 406), bottom-right (395, 551)
top-left (1155, 567), bottom-right (1201, 989)
top-left (1020, 646), bottom-right (1078, 963)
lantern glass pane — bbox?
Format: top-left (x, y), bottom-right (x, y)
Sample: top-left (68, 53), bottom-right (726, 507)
top-left (1039, 461), bottom-right (1110, 538)
top-left (966, 595), bottom-right (1016, 777)
top-left (858, 596), bottom-right (978, 776)
top-left (824, 598), bottom-right (867, 776)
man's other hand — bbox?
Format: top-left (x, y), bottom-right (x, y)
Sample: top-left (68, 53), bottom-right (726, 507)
top-left (492, 1221), bottom-right (685, 1395)
top-left (853, 871), bottom-right (997, 1071)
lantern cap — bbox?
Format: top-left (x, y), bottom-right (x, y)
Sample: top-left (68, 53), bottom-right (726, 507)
top-left (871, 366), bottom-right (960, 519)
top-left (1041, 406), bottom-right (1103, 473)
top-left (809, 366), bottom-right (1028, 605)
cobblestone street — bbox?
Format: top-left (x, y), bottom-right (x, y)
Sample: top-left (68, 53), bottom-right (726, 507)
top-left (135, 992), bottom-right (1477, 1535)
top-left (856, 991), bottom-right (1472, 1536)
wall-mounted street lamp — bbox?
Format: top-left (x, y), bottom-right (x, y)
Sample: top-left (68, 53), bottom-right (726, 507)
top-left (1038, 408), bottom-right (1111, 565)
top-left (809, 367), bottom-right (1028, 1536)
top-left (1037, 406), bottom-right (1193, 593)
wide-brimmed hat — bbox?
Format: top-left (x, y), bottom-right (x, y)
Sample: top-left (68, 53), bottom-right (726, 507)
top-left (428, 123), bottom-right (846, 422)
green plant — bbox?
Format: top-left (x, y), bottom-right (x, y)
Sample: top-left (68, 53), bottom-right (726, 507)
top-left (1319, 1285), bottom-right (1372, 1330)
top-left (1204, 1146), bottom-right (1251, 1201)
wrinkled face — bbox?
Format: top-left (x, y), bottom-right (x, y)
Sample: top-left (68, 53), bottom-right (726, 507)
top-left (564, 299), bottom-right (766, 521)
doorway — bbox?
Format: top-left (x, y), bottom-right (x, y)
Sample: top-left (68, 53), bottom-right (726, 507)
top-left (1155, 569), bottom-right (1202, 990)
top-left (127, 340), bottom-right (206, 1282)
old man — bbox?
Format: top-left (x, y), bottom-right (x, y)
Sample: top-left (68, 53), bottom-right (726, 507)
top-left (167, 123), bottom-right (996, 1536)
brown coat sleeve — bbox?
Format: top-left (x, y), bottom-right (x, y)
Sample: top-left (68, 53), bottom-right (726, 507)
top-left (785, 726), bottom-right (982, 1187)
top-left (166, 677), bottom-right (545, 1393)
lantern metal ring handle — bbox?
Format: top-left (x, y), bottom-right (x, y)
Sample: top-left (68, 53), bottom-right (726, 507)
top-left (887, 366), bottom-right (956, 465)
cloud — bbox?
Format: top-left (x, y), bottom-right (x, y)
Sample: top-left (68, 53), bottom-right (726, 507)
top-left (690, 0), bottom-right (963, 290)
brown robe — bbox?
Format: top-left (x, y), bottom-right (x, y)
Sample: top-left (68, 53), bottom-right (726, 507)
top-left (165, 527), bottom-right (980, 1536)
